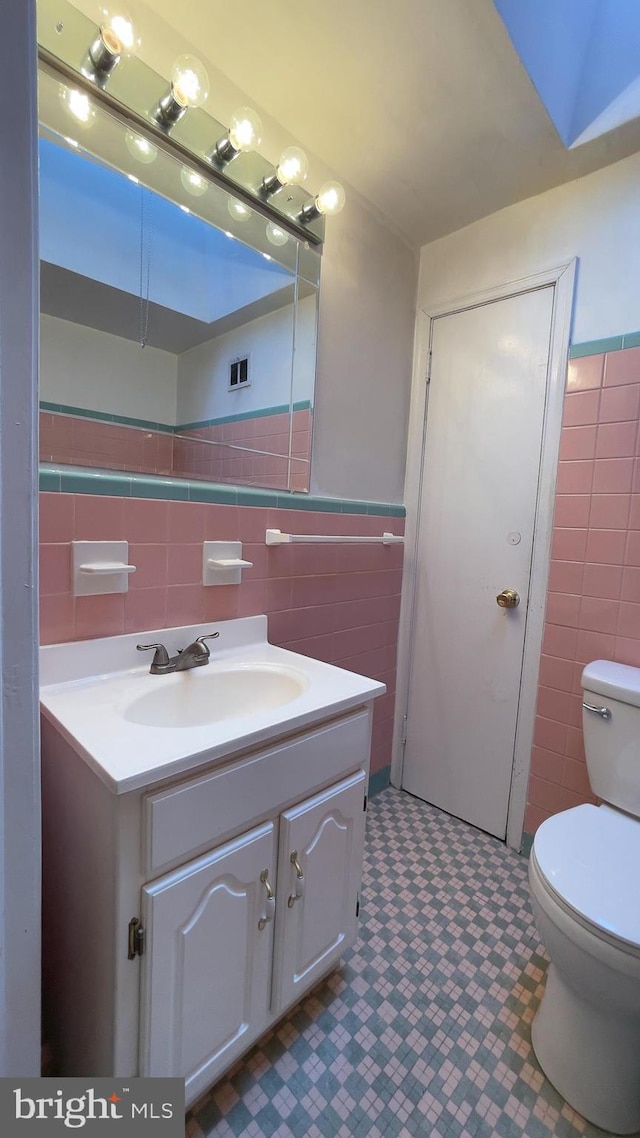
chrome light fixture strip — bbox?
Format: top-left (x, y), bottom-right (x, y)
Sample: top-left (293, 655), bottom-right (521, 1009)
top-left (37, 0), bottom-right (325, 245)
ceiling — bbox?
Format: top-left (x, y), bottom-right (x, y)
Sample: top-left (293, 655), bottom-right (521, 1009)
top-left (83, 0), bottom-right (640, 248)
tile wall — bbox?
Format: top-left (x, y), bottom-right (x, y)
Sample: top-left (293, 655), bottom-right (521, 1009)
top-left (525, 343), bottom-right (640, 833)
top-left (173, 408), bottom-right (311, 490)
top-left (39, 491), bottom-right (404, 779)
top-left (40, 407), bottom-right (311, 491)
top-left (39, 412), bottom-right (173, 475)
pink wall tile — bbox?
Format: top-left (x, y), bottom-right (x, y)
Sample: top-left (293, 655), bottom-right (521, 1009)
top-left (588, 494), bottom-right (630, 529)
top-left (536, 686), bottom-right (571, 724)
top-left (40, 493), bottom-right (74, 544)
top-left (629, 496), bottom-right (640, 528)
top-left (75, 594), bottom-right (125, 640)
top-left (167, 544), bottom-right (202, 586)
top-left (617, 601), bottom-right (640, 639)
top-left (128, 544), bottom-right (168, 589)
top-left (551, 528), bottom-right (588, 562)
top-left (625, 530), bottom-right (640, 565)
top-left (591, 457), bottom-right (634, 494)
top-left (579, 595), bottom-right (619, 634)
top-left (553, 495), bottom-right (590, 528)
top-left (559, 426), bottom-right (597, 461)
top-left (124, 498), bottom-right (169, 544)
top-left (599, 384), bottom-right (640, 423)
top-left (621, 566), bottom-right (640, 602)
top-left (575, 628), bottom-right (616, 663)
top-left (527, 345), bottom-right (640, 836)
top-left (545, 592), bottom-right (580, 627)
top-left (40, 594), bottom-right (75, 645)
top-left (538, 654), bottom-right (575, 692)
top-left (40, 544), bottom-right (71, 595)
top-left (585, 528), bottom-right (626, 564)
top-left (547, 559), bottom-right (583, 594)
top-left (604, 345), bottom-right (640, 386)
top-left (124, 587), bottom-right (168, 634)
top-left (613, 635), bottom-right (640, 667)
top-left (75, 495), bottom-right (125, 541)
top-left (567, 355), bottom-right (604, 391)
top-left (555, 460), bottom-right (594, 495)
top-left (595, 421), bottom-right (638, 459)
top-left (541, 624), bottom-right (578, 662)
top-left (530, 745), bottom-right (563, 782)
top-left (582, 562), bottom-right (623, 599)
top-left (562, 389), bottom-right (600, 426)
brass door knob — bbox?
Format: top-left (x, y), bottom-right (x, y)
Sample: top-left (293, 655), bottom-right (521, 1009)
top-left (496, 589), bottom-right (520, 608)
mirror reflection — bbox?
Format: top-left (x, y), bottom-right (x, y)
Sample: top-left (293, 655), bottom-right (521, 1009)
top-left (38, 72), bottom-right (319, 493)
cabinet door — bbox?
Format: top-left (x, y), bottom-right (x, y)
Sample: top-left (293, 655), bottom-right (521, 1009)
top-left (139, 821), bottom-right (276, 1101)
top-left (272, 770), bottom-right (367, 1012)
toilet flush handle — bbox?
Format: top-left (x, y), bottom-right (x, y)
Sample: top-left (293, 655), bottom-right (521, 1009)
top-left (582, 701), bottom-right (612, 720)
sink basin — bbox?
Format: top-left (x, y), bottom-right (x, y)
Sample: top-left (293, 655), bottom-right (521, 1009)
top-left (40, 616), bottom-right (386, 793)
top-left (123, 663), bottom-right (309, 728)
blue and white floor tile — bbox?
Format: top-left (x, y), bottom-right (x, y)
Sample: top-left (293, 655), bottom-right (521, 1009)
top-left (187, 787), bottom-right (615, 1138)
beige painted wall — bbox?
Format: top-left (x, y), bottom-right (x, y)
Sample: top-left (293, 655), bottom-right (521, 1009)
top-left (418, 149), bottom-right (640, 342)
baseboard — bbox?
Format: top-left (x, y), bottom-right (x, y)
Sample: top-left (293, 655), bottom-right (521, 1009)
top-left (368, 764), bottom-right (391, 798)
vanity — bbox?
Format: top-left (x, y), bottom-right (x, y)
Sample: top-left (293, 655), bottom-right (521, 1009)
top-left (40, 616), bottom-right (384, 1106)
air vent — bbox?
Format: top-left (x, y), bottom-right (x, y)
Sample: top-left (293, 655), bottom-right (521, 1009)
top-left (229, 356), bottom-right (250, 390)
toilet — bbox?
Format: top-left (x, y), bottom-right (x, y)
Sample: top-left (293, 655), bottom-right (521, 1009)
top-left (528, 659), bottom-right (640, 1135)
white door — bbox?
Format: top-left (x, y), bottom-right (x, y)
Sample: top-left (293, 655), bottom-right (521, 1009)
top-left (402, 287), bottom-right (554, 838)
top-left (272, 770), bottom-right (367, 1012)
top-left (139, 821), bottom-right (276, 1101)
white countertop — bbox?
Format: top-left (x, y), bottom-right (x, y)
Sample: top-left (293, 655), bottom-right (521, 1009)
top-left (40, 616), bottom-right (386, 794)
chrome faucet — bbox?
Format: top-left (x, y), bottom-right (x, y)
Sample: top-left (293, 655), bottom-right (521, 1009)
top-left (137, 632), bottom-right (220, 674)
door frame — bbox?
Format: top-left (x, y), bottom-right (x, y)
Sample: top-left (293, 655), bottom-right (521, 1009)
top-left (392, 261), bottom-right (576, 851)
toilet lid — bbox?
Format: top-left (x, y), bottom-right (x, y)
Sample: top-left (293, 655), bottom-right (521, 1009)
top-left (533, 804), bottom-right (640, 948)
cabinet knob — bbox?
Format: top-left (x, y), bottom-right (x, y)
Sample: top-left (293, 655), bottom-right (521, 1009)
top-left (287, 850), bottom-right (305, 909)
top-left (258, 868), bottom-right (275, 931)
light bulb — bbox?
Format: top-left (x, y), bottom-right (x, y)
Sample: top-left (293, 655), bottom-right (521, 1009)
top-left (171, 54), bottom-right (209, 109)
top-left (124, 129), bottom-right (157, 164)
top-left (156, 54), bottom-right (209, 127)
top-left (266, 222), bottom-right (288, 247)
top-left (213, 106), bottom-right (263, 164)
top-left (227, 199), bottom-right (252, 223)
top-left (59, 86), bottom-right (95, 127)
top-left (180, 167), bottom-right (208, 197)
top-left (88, 7), bottom-right (139, 74)
top-left (276, 146), bottom-right (308, 186)
top-left (100, 7), bottom-right (138, 53)
top-left (315, 180), bottom-right (346, 216)
top-left (228, 107), bottom-right (262, 153)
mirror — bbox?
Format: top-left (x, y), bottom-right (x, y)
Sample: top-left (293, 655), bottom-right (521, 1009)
top-left (37, 66), bottom-right (320, 493)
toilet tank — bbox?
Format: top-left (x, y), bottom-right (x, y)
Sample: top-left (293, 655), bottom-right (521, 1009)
top-left (582, 660), bottom-right (640, 817)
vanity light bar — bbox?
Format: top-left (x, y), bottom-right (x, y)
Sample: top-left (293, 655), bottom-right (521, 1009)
top-left (37, 0), bottom-right (332, 244)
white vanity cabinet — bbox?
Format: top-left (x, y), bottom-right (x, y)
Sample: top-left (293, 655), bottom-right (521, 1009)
top-left (41, 703), bottom-right (373, 1107)
top-left (139, 769), bottom-right (367, 1103)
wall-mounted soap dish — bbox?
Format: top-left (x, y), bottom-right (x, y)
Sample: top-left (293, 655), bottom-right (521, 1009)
top-left (203, 541), bottom-right (253, 586)
top-left (72, 541), bottom-right (136, 596)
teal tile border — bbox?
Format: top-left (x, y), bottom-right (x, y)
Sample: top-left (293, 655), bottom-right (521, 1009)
top-left (39, 465), bottom-right (406, 518)
top-left (520, 831), bottom-right (534, 859)
top-left (176, 400), bottom-right (312, 431)
top-left (39, 401), bottom-right (175, 433)
top-left (568, 331), bottom-right (640, 358)
top-left (368, 764), bottom-right (391, 798)
top-left (40, 399), bottom-right (313, 434)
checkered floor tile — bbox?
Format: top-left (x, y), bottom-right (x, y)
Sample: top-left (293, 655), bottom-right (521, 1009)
top-left (187, 787), bottom-right (616, 1138)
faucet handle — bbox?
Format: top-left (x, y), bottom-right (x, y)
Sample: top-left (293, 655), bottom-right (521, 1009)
top-left (136, 642), bottom-right (174, 674)
top-left (193, 631), bottom-right (220, 658)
